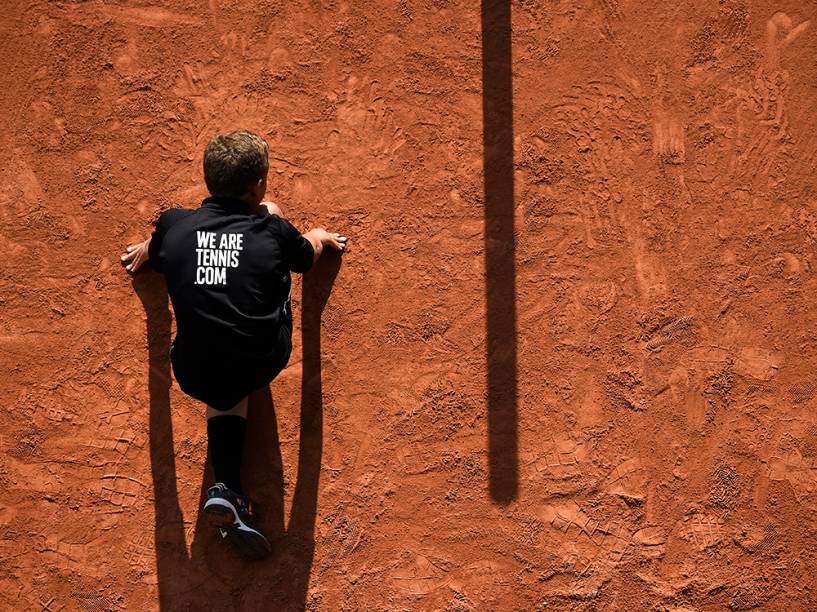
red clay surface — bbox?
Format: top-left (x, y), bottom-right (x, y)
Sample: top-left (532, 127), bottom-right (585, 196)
top-left (2, 0), bottom-right (817, 609)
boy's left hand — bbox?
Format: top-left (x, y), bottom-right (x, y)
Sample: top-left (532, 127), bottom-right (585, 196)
top-left (121, 237), bottom-right (151, 273)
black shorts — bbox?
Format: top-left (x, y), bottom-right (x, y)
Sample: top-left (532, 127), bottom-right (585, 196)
top-left (169, 317), bottom-right (293, 411)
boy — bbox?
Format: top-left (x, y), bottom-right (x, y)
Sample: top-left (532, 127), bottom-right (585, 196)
top-left (121, 130), bottom-right (347, 559)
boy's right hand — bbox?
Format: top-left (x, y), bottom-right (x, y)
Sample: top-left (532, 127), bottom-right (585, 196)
top-left (313, 228), bottom-right (347, 251)
top-left (302, 228), bottom-right (348, 265)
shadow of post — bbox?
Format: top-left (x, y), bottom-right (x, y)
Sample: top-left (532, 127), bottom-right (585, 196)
top-left (482, 0), bottom-right (518, 503)
top-left (135, 252), bottom-right (341, 611)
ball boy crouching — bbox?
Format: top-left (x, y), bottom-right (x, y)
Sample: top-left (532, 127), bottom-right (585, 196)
top-left (121, 130), bottom-right (346, 558)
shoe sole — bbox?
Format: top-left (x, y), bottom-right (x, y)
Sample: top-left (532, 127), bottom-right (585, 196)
top-left (219, 523), bottom-right (272, 560)
top-left (203, 497), bottom-right (238, 528)
top-left (203, 498), bottom-right (272, 559)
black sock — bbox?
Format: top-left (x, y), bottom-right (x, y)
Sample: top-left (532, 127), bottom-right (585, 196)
top-left (207, 415), bottom-right (246, 496)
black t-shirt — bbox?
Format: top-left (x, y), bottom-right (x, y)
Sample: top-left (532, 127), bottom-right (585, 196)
top-left (148, 196), bottom-right (314, 359)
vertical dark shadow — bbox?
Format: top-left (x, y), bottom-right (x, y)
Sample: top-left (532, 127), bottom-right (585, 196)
top-left (133, 272), bottom-right (190, 608)
top-left (482, 0), bottom-right (518, 503)
top-left (281, 251), bottom-right (341, 608)
top-left (243, 386), bottom-right (286, 543)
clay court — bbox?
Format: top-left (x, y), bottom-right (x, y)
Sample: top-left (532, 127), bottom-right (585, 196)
top-left (2, 0), bottom-right (817, 609)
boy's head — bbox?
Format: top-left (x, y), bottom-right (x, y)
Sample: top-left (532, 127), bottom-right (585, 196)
top-left (203, 130), bottom-right (269, 203)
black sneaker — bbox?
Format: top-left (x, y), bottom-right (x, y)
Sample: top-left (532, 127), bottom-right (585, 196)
top-left (203, 483), bottom-right (271, 559)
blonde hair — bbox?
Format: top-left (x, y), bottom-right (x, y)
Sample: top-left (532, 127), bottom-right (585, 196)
top-left (203, 130), bottom-right (269, 198)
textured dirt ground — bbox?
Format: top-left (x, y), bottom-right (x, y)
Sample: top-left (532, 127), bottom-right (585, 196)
top-left (1, 0), bottom-right (817, 609)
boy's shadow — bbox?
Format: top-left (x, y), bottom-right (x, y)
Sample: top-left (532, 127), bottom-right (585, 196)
top-left (134, 253), bottom-right (341, 611)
